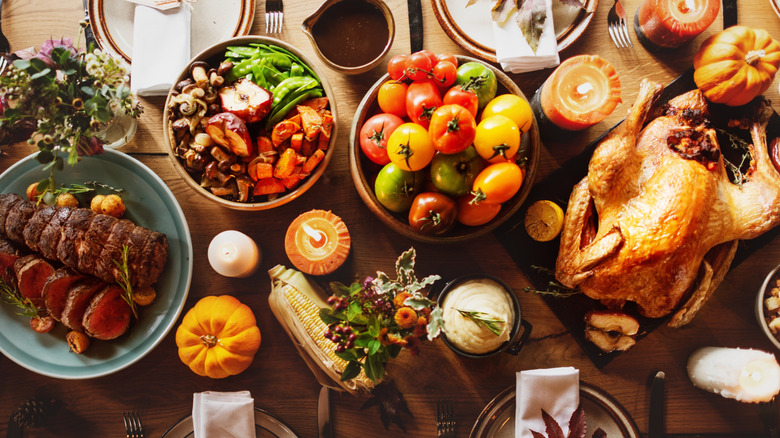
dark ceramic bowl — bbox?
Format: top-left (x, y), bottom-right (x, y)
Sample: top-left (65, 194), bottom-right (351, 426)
top-left (756, 264), bottom-right (780, 352)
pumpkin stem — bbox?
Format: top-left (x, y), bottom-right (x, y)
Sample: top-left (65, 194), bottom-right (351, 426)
top-left (745, 49), bottom-right (766, 65)
top-left (200, 334), bottom-right (218, 348)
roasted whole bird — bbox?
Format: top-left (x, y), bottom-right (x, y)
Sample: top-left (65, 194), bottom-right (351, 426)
top-left (556, 79), bottom-right (780, 327)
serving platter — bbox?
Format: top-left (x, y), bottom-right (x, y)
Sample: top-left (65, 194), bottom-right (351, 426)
top-left (431, 0), bottom-right (598, 63)
top-left (470, 381), bottom-right (639, 437)
top-left (161, 408), bottom-right (298, 437)
top-left (88, 0), bottom-right (254, 62)
top-left (0, 149), bottom-right (193, 379)
top-left (495, 69), bottom-right (780, 368)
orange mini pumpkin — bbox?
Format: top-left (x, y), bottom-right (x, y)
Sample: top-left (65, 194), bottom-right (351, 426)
top-left (693, 26), bottom-right (780, 107)
top-left (175, 295), bottom-right (262, 379)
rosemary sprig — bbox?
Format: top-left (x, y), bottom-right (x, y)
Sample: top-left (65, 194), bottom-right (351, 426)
top-left (456, 309), bottom-right (505, 336)
top-left (0, 273), bottom-right (41, 318)
top-left (113, 244), bottom-right (138, 319)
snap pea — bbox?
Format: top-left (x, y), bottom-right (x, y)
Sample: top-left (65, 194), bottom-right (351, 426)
top-left (265, 89), bottom-right (324, 129)
top-left (272, 76), bottom-right (318, 107)
top-left (290, 62), bottom-right (304, 78)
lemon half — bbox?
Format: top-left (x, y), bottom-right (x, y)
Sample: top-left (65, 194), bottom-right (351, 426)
top-left (524, 200), bottom-right (565, 242)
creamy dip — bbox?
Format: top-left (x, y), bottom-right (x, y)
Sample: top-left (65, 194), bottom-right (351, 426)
top-left (441, 278), bottom-right (515, 355)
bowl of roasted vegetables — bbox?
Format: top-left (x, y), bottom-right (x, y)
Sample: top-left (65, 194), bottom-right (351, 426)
top-left (164, 36), bottom-right (336, 210)
top-left (348, 51), bottom-right (540, 243)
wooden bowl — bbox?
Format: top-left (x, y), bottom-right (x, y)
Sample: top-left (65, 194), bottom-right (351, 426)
top-left (163, 36), bottom-right (337, 211)
top-left (348, 55), bottom-right (540, 243)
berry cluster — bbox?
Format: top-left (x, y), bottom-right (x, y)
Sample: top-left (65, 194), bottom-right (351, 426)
top-left (324, 323), bottom-right (356, 353)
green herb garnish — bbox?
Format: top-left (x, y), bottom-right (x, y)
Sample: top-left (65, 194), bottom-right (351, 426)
top-left (0, 272), bottom-right (42, 318)
top-left (456, 309), bottom-right (505, 336)
top-left (113, 244), bottom-right (138, 319)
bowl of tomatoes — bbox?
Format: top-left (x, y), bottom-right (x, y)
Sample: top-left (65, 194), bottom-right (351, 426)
top-left (349, 51), bottom-right (540, 243)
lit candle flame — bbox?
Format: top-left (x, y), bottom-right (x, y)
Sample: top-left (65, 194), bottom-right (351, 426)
top-left (576, 82), bottom-right (594, 96)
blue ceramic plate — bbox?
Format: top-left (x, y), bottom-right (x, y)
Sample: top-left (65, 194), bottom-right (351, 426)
top-left (0, 149), bottom-right (192, 379)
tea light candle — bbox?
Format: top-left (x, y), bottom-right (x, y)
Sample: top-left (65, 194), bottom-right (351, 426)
top-left (531, 55), bottom-right (621, 133)
top-left (285, 210), bottom-right (350, 276)
top-left (207, 231), bottom-right (261, 278)
top-left (687, 346), bottom-right (780, 403)
top-left (634, 0), bottom-right (720, 51)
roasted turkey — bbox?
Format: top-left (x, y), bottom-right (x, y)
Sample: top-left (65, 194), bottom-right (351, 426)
top-left (555, 79), bottom-right (780, 326)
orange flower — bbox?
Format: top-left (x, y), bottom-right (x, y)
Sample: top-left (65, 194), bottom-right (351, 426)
top-left (378, 327), bottom-right (392, 345)
top-left (413, 315), bottom-right (428, 338)
top-left (387, 331), bottom-right (408, 346)
top-left (394, 307), bottom-right (418, 329)
top-left (404, 335), bottom-right (421, 355)
top-left (393, 292), bottom-right (412, 308)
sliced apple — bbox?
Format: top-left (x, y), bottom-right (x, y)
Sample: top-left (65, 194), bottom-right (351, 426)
top-left (218, 78), bottom-right (272, 124)
top-left (205, 112), bottom-right (253, 157)
top-left (584, 310), bottom-right (640, 353)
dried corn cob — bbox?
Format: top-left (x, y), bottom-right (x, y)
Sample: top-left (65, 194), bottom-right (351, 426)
top-left (268, 264), bottom-right (374, 395)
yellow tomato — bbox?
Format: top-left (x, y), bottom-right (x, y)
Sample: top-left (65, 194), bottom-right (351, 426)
top-left (472, 161), bottom-right (524, 205)
top-left (481, 94), bottom-right (533, 134)
top-left (473, 115), bottom-right (520, 163)
top-left (387, 123), bottom-right (436, 171)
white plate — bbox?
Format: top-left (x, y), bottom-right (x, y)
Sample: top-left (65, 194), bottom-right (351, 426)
top-left (0, 149), bottom-right (193, 379)
top-left (431, 0), bottom-right (598, 63)
top-left (89, 0), bottom-right (255, 62)
top-left (772, 0), bottom-right (780, 18)
top-left (470, 381), bottom-right (640, 437)
top-left (162, 408), bottom-right (298, 437)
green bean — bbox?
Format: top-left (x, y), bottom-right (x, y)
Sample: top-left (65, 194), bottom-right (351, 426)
top-left (265, 89), bottom-right (324, 129)
top-left (272, 77), bottom-right (318, 107)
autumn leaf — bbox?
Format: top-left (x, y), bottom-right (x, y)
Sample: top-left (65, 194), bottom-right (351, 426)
top-left (542, 409), bottom-right (565, 438)
top-left (559, 0), bottom-right (584, 8)
top-left (516, 0), bottom-right (547, 53)
top-left (490, 0), bottom-right (515, 24)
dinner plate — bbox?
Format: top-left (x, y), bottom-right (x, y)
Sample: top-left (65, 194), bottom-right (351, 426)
top-left (88, 0), bottom-right (255, 62)
top-left (0, 149), bottom-right (193, 379)
top-left (470, 381), bottom-right (639, 437)
top-left (161, 408), bottom-right (298, 437)
top-left (772, 0), bottom-right (780, 19)
top-left (431, 0), bottom-right (599, 63)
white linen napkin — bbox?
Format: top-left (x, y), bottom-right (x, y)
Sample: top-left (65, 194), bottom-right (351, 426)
top-left (193, 391), bottom-right (256, 438)
top-left (493, 0), bottom-right (559, 74)
top-left (130, 4), bottom-right (191, 96)
top-left (515, 367), bottom-right (579, 438)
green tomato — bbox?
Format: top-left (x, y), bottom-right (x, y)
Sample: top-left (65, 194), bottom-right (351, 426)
top-left (430, 146), bottom-right (485, 198)
top-left (455, 62), bottom-right (498, 111)
top-left (374, 162), bottom-right (425, 213)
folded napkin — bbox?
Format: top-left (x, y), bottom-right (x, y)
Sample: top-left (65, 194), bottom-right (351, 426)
top-left (515, 367), bottom-right (579, 438)
top-left (193, 391), bottom-right (256, 438)
top-left (130, 4), bottom-right (191, 96)
top-left (493, 0), bottom-right (559, 74)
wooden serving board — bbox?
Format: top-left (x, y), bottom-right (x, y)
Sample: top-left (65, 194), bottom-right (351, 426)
top-left (495, 69), bottom-right (780, 369)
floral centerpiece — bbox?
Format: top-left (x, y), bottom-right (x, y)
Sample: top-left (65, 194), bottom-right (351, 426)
top-left (0, 33), bottom-right (142, 196)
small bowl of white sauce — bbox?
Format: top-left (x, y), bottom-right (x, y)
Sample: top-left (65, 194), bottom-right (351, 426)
top-left (438, 275), bottom-right (532, 358)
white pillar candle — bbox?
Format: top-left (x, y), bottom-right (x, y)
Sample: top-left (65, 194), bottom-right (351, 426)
top-left (207, 231), bottom-right (261, 278)
top-left (687, 346), bottom-right (780, 403)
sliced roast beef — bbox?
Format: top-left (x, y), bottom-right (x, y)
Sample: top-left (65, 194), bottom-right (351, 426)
top-left (57, 209), bottom-right (95, 270)
top-left (5, 200), bottom-right (37, 244)
top-left (24, 205), bottom-right (56, 253)
top-left (137, 231), bottom-right (168, 288)
top-left (95, 219), bottom-right (135, 282)
top-left (77, 214), bottom-right (118, 275)
top-left (38, 206), bottom-right (74, 261)
top-left (82, 285), bottom-right (131, 340)
top-left (60, 278), bottom-right (104, 331)
top-left (0, 237), bottom-right (21, 284)
top-left (41, 268), bottom-right (87, 321)
top-left (0, 193), bottom-right (24, 234)
top-left (13, 255), bottom-right (55, 307)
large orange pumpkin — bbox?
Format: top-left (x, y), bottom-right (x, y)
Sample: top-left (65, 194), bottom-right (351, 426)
top-left (175, 295), bottom-right (262, 379)
top-left (693, 26), bottom-right (780, 107)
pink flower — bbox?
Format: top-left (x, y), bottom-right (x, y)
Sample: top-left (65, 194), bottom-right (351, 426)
top-left (34, 38), bottom-right (79, 67)
top-left (76, 136), bottom-right (104, 157)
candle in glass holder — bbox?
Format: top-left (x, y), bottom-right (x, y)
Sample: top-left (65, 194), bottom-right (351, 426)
top-left (634, 0), bottom-right (720, 51)
top-left (687, 346), bottom-right (780, 403)
top-left (207, 230), bottom-right (261, 278)
top-left (531, 54), bottom-right (622, 134)
top-left (285, 210), bottom-right (351, 276)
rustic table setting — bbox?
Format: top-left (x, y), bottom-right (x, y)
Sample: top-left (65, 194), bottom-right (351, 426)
top-left (1, 0), bottom-right (780, 436)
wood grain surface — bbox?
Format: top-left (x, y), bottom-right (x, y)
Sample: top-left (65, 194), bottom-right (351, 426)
top-left (1, 0), bottom-right (779, 437)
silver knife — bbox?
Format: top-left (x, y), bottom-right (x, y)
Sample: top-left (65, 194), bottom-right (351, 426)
top-left (649, 370), bottom-right (665, 438)
top-left (81, 0), bottom-right (99, 50)
top-left (318, 386), bottom-right (333, 438)
top-left (407, 0), bottom-right (423, 52)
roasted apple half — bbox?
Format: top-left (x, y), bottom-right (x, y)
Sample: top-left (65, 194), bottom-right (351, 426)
top-left (584, 310), bottom-right (640, 353)
top-left (218, 78), bottom-right (272, 124)
top-left (205, 112), bottom-right (253, 157)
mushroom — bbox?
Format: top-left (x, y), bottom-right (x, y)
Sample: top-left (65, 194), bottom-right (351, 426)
top-left (190, 61), bottom-right (210, 89)
top-left (175, 78), bottom-right (194, 92)
top-left (217, 60), bottom-right (233, 76)
top-left (208, 69), bottom-right (224, 88)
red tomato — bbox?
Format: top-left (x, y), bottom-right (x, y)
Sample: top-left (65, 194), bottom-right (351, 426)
top-left (387, 55), bottom-right (408, 80)
top-left (436, 53), bottom-right (458, 67)
top-left (472, 162), bottom-right (524, 205)
top-left (406, 81), bottom-right (442, 129)
top-left (408, 192), bottom-right (457, 235)
top-left (428, 104), bottom-right (477, 154)
top-left (377, 80), bottom-right (408, 118)
top-left (443, 85), bottom-right (479, 118)
top-left (417, 49), bottom-right (438, 66)
top-left (405, 51), bottom-right (433, 81)
top-left (432, 61), bottom-right (457, 88)
top-left (359, 113), bottom-right (405, 165)
top-left (456, 193), bottom-right (501, 226)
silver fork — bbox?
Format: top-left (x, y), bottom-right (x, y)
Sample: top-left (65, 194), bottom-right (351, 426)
top-left (123, 411), bottom-right (144, 438)
top-left (265, 0), bottom-right (284, 34)
top-left (436, 400), bottom-right (455, 438)
top-left (607, 0), bottom-right (632, 48)
top-left (0, 0), bottom-right (10, 53)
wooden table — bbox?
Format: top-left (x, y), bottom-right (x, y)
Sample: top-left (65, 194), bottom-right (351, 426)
top-left (1, 0), bottom-right (779, 436)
